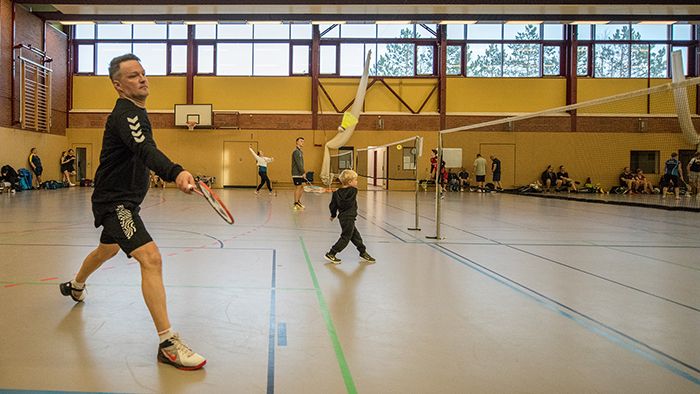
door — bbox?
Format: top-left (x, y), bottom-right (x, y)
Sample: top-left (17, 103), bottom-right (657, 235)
top-left (223, 141), bottom-right (258, 187)
top-left (72, 144), bottom-right (92, 181)
top-left (480, 143), bottom-right (516, 189)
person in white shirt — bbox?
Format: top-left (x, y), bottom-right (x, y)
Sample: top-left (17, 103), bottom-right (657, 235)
top-left (249, 144), bottom-right (275, 195)
top-left (473, 153), bottom-right (487, 192)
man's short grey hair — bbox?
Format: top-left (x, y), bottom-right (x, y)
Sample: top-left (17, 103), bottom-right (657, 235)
top-left (108, 53), bottom-right (141, 80)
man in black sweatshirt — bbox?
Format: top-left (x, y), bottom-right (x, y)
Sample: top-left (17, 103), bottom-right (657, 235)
top-left (325, 169), bottom-right (375, 264)
top-left (59, 54), bottom-right (206, 370)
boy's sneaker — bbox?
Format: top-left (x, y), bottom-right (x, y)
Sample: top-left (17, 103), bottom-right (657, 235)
top-left (324, 252), bottom-right (341, 264)
top-left (59, 281), bottom-right (86, 302)
top-left (359, 252), bottom-right (376, 264)
top-left (157, 333), bottom-right (207, 371)
top-left (294, 202), bottom-right (305, 210)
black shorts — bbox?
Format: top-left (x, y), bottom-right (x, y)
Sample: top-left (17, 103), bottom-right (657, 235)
top-left (99, 205), bottom-right (153, 257)
top-left (662, 174), bottom-right (679, 187)
top-left (33, 167), bottom-right (43, 176)
top-left (476, 175), bottom-right (486, 182)
top-left (492, 172), bottom-right (501, 182)
top-left (292, 177), bottom-right (305, 186)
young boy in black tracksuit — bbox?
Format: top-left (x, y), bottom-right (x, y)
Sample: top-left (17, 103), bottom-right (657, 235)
top-left (324, 170), bottom-right (376, 264)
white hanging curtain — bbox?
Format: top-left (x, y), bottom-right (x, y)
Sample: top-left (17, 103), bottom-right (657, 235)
top-left (320, 51), bottom-right (373, 184)
top-left (671, 50), bottom-right (700, 146)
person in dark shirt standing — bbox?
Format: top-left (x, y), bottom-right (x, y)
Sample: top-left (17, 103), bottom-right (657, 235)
top-left (324, 169), bottom-right (375, 264)
top-left (662, 152), bottom-right (684, 200)
top-left (291, 137), bottom-right (306, 209)
top-left (28, 147), bottom-right (42, 189)
top-left (490, 155), bottom-right (502, 191)
top-left (58, 54), bottom-right (205, 370)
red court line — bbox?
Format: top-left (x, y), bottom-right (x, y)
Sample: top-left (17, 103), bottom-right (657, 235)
top-left (4, 284), bottom-right (19, 288)
top-left (40, 277), bottom-right (58, 281)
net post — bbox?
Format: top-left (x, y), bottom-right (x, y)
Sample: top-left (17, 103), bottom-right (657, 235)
top-left (408, 136), bottom-right (421, 231)
top-left (426, 132), bottom-right (443, 240)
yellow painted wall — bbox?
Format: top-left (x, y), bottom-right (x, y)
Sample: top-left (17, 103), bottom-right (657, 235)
top-left (0, 127), bottom-right (68, 181)
top-left (194, 77), bottom-right (311, 111)
top-left (73, 76), bottom-right (187, 110)
top-left (442, 130), bottom-right (694, 189)
top-left (446, 78), bottom-right (567, 113)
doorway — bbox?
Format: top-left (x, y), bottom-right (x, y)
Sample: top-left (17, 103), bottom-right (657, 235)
top-left (72, 144), bottom-right (92, 181)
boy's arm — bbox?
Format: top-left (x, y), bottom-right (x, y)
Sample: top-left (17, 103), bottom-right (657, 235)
top-left (329, 193), bottom-right (338, 218)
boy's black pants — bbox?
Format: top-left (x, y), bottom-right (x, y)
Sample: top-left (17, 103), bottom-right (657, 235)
top-left (330, 217), bottom-right (366, 254)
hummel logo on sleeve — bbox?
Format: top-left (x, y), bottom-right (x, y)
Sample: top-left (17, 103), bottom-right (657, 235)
top-left (127, 115), bottom-right (145, 143)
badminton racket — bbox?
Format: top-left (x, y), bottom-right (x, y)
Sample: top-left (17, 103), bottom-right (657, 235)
top-left (190, 180), bottom-right (234, 224)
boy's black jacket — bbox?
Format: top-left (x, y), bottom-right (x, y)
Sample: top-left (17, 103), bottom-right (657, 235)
top-left (329, 186), bottom-right (358, 220)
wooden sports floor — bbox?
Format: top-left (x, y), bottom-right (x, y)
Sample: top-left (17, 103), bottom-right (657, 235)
top-left (1, 187), bottom-right (699, 393)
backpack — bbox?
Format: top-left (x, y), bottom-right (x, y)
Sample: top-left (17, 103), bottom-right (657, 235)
top-left (18, 168), bottom-right (32, 190)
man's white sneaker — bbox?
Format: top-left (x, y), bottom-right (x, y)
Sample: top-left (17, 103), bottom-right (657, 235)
top-left (157, 333), bottom-right (206, 370)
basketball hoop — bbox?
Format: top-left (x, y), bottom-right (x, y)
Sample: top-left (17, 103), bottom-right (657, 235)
top-left (186, 120), bottom-right (198, 131)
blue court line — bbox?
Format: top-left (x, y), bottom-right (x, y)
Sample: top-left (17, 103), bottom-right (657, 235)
top-left (356, 213), bottom-right (407, 243)
top-left (505, 244), bottom-right (700, 313)
top-left (267, 249), bottom-right (277, 394)
top-left (278, 322), bottom-right (288, 346)
top-left (430, 243), bottom-right (700, 385)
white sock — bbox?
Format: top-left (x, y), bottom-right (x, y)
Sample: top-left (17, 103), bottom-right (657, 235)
top-left (158, 328), bottom-right (174, 343)
top-left (71, 280), bottom-right (85, 289)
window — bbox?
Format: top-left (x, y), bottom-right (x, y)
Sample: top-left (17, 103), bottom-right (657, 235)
top-left (218, 24), bottom-right (252, 39)
top-left (197, 45), bottom-right (214, 74)
top-left (291, 24), bottom-right (312, 39)
top-left (74, 24), bottom-right (94, 40)
top-left (466, 43), bottom-right (503, 77)
top-left (467, 24), bottom-right (502, 40)
top-left (378, 24), bottom-right (414, 38)
top-left (195, 24), bottom-right (216, 39)
top-left (672, 25), bottom-right (692, 40)
top-left (253, 24), bottom-right (290, 40)
top-left (576, 46), bottom-right (589, 76)
top-left (341, 24), bottom-right (376, 39)
top-left (133, 43), bottom-right (167, 75)
top-left (168, 24), bottom-right (187, 40)
top-left (672, 46), bottom-right (689, 75)
top-left (576, 25), bottom-right (592, 40)
top-left (77, 45), bottom-right (94, 73)
top-left (133, 24), bottom-right (167, 40)
top-left (320, 45), bottom-right (337, 74)
top-left (292, 45), bottom-right (310, 74)
top-left (594, 44), bottom-right (630, 77)
top-left (446, 45), bottom-right (462, 75)
top-left (376, 43), bottom-right (414, 76)
top-left (97, 24), bottom-right (132, 39)
top-left (216, 43), bottom-right (251, 75)
top-left (253, 43), bottom-right (289, 75)
top-left (543, 46), bottom-right (560, 76)
top-left (96, 43), bottom-right (132, 75)
top-left (170, 45), bottom-right (187, 74)
top-left (543, 25), bottom-right (563, 40)
top-left (417, 46), bottom-right (434, 75)
top-left (503, 43), bottom-right (540, 77)
top-left (446, 24), bottom-right (465, 39)
top-left (596, 24), bottom-right (630, 40)
top-left (630, 151), bottom-right (659, 174)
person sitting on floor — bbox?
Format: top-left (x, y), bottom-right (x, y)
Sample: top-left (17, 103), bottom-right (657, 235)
top-left (556, 165), bottom-right (577, 192)
top-left (634, 168), bottom-right (653, 194)
top-left (619, 167), bottom-right (637, 194)
top-left (540, 165), bottom-right (560, 192)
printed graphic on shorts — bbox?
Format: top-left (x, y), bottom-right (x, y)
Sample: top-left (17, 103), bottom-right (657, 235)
top-left (116, 204), bottom-right (136, 239)
top-left (127, 115), bottom-right (145, 143)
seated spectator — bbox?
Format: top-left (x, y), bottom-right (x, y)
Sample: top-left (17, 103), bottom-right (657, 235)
top-left (540, 165), bottom-right (560, 192)
top-left (619, 167), bottom-right (637, 193)
top-left (556, 165), bottom-right (577, 192)
top-left (634, 168), bottom-right (653, 194)
top-left (1, 164), bottom-right (20, 193)
top-left (447, 170), bottom-right (460, 191)
top-left (458, 168), bottom-right (470, 191)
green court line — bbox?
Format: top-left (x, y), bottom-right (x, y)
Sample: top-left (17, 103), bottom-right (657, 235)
top-left (298, 236), bottom-right (357, 394)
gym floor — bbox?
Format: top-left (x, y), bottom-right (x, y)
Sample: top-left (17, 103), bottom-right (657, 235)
top-left (1, 187), bottom-right (699, 393)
